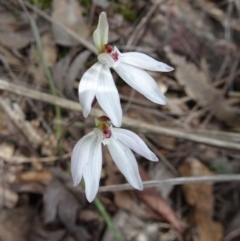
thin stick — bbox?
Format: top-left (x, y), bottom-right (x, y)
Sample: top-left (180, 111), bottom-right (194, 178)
top-left (0, 79), bottom-right (239, 150)
top-left (98, 174), bottom-right (240, 192)
top-left (1, 153), bottom-right (71, 164)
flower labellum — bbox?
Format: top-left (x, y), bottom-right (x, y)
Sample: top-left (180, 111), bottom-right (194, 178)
top-left (71, 116), bottom-right (158, 202)
top-left (78, 12), bottom-right (174, 127)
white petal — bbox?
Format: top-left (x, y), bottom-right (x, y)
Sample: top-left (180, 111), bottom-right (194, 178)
top-left (112, 128), bottom-right (158, 162)
top-left (98, 53), bottom-right (115, 68)
top-left (107, 138), bottom-right (143, 190)
top-left (113, 62), bottom-right (166, 105)
top-left (96, 64), bottom-right (122, 127)
top-left (71, 131), bottom-right (97, 186)
top-left (119, 51), bottom-right (174, 72)
top-left (83, 129), bottom-right (103, 202)
top-left (78, 62), bottom-right (103, 118)
top-left (93, 12), bottom-right (108, 52)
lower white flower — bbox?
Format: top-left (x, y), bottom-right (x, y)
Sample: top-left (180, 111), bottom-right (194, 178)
top-left (71, 116), bottom-right (158, 202)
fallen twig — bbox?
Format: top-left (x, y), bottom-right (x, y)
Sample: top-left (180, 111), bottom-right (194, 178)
top-left (98, 174), bottom-right (240, 192)
top-left (0, 79), bottom-right (239, 150)
top-left (0, 153), bottom-right (71, 164)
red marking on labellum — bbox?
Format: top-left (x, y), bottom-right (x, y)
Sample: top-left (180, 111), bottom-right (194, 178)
top-left (103, 44), bottom-right (119, 62)
top-left (111, 52), bottom-right (118, 61)
top-left (103, 124), bottom-right (112, 139)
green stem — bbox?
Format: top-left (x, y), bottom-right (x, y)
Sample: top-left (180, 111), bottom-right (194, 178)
top-left (29, 16), bottom-right (62, 154)
top-left (94, 197), bottom-right (125, 241)
top-left (79, 180), bottom-right (125, 241)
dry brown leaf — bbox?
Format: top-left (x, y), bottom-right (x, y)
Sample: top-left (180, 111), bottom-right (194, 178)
top-left (0, 31), bottom-right (31, 50)
top-left (41, 31), bottom-right (57, 67)
top-left (52, 52), bottom-right (72, 91)
top-left (79, 210), bottom-right (102, 223)
top-left (25, 23), bottom-right (54, 86)
top-left (165, 47), bottom-right (219, 105)
top-left (27, 63), bottom-right (47, 86)
top-left (103, 210), bottom-right (154, 241)
top-left (0, 185), bottom-right (19, 209)
top-left (41, 133), bottom-right (58, 156)
top-left (149, 161), bottom-right (175, 199)
top-left (0, 99), bottom-right (43, 148)
top-left (165, 47), bottom-right (240, 127)
top-left (196, 0), bottom-right (240, 31)
top-left (0, 46), bottom-right (22, 67)
top-left (164, 1), bottom-right (216, 41)
top-left (51, 0), bottom-right (89, 46)
top-left (0, 142), bottom-right (14, 160)
top-left (179, 157), bottom-right (223, 241)
top-left (138, 165), bottom-right (183, 233)
top-left (0, 10), bottom-right (31, 49)
top-left (0, 207), bottom-right (34, 241)
top-left (43, 169), bottom-right (90, 241)
top-left (65, 50), bottom-right (91, 99)
top-left (0, 9), bottom-right (18, 30)
top-left (114, 191), bottom-right (160, 220)
top-left (18, 171), bottom-right (52, 184)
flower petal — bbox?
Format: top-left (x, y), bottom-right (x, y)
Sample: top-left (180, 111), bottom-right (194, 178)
top-left (112, 128), bottom-right (158, 162)
top-left (71, 131), bottom-right (97, 186)
top-left (78, 62), bottom-right (103, 118)
top-left (119, 51), bottom-right (174, 72)
top-left (96, 64), bottom-right (122, 127)
top-left (113, 62), bottom-right (166, 105)
top-left (107, 138), bottom-right (143, 190)
top-left (93, 12), bottom-right (108, 52)
top-left (98, 53), bottom-right (115, 68)
top-left (83, 129), bottom-right (103, 202)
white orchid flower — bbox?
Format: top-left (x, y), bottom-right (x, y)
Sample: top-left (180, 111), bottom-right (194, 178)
top-left (79, 12), bottom-right (174, 127)
top-left (71, 116), bottom-right (158, 202)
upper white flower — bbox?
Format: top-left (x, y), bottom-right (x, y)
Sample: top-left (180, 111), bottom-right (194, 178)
top-left (71, 116), bottom-right (158, 202)
top-left (78, 12), bottom-right (174, 127)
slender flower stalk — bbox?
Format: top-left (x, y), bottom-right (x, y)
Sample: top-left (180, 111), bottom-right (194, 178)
top-left (71, 116), bottom-right (158, 202)
top-left (78, 12), bottom-right (174, 127)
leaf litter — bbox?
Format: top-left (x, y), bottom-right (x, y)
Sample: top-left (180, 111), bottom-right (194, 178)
top-left (0, 0), bottom-right (240, 241)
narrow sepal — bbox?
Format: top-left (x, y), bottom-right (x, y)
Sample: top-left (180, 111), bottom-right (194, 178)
top-left (93, 12), bottom-right (109, 52)
top-left (113, 62), bottom-right (166, 105)
top-left (112, 128), bottom-right (158, 161)
top-left (71, 132), bottom-right (97, 186)
top-left (107, 138), bottom-right (143, 190)
top-left (78, 62), bottom-right (103, 117)
top-left (96, 64), bottom-right (122, 127)
top-left (83, 129), bottom-right (103, 202)
top-left (119, 50), bottom-right (174, 72)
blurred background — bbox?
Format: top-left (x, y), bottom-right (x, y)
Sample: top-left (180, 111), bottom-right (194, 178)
top-left (0, 0), bottom-right (240, 240)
